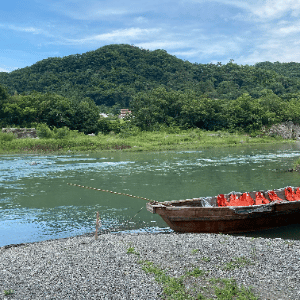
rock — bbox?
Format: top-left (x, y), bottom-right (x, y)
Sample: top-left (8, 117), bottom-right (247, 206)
top-left (2, 128), bottom-right (37, 139)
top-left (263, 122), bottom-right (300, 139)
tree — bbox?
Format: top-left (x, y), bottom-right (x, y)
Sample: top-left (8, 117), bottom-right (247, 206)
top-left (0, 84), bottom-right (9, 126)
top-left (70, 98), bottom-right (99, 134)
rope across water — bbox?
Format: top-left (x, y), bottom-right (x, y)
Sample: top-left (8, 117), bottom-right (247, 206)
top-left (67, 183), bottom-right (157, 203)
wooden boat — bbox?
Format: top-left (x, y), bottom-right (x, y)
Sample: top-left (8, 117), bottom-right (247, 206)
top-left (146, 187), bottom-right (300, 233)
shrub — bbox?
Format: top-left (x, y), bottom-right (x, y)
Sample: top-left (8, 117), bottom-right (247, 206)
top-left (37, 124), bottom-right (53, 139)
top-left (53, 126), bottom-right (70, 139)
top-left (0, 131), bottom-right (16, 141)
top-left (119, 123), bottom-right (141, 138)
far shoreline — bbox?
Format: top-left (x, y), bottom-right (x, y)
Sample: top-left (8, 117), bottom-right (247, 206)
top-left (0, 129), bottom-right (295, 155)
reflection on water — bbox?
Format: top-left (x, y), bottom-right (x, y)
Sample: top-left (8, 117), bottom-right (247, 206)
top-left (1, 143), bottom-right (300, 246)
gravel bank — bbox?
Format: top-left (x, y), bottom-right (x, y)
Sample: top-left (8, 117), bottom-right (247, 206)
top-left (1, 232), bottom-right (300, 299)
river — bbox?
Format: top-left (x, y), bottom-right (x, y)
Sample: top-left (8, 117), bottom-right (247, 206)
top-left (1, 143), bottom-right (300, 247)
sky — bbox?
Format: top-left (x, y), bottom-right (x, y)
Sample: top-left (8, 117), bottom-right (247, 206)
top-left (1, 0), bottom-right (300, 72)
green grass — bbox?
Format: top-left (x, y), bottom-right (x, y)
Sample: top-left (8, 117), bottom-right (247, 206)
top-left (201, 257), bottom-right (211, 262)
top-left (212, 279), bottom-right (257, 300)
top-left (126, 246), bottom-right (140, 255)
top-left (222, 256), bottom-right (254, 271)
top-left (185, 267), bottom-right (207, 277)
top-left (0, 128), bottom-right (292, 154)
top-left (3, 289), bottom-right (14, 296)
top-left (293, 157), bottom-right (300, 170)
top-left (140, 260), bottom-right (192, 299)
top-left (138, 260), bottom-right (258, 300)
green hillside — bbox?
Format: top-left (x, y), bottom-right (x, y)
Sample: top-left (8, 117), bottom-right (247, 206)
top-left (1, 44), bottom-right (300, 134)
top-left (1, 44), bottom-right (300, 106)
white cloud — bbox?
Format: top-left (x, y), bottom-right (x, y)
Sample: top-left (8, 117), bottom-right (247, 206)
top-left (134, 16), bottom-right (148, 24)
top-left (136, 41), bottom-right (187, 50)
top-left (237, 36), bottom-right (300, 64)
top-left (47, 0), bottom-right (135, 21)
top-left (192, 0), bottom-right (300, 21)
top-left (275, 21), bottom-right (300, 35)
top-left (0, 67), bottom-right (9, 72)
top-left (66, 8), bottom-right (130, 20)
top-left (250, 0), bottom-right (300, 20)
top-left (0, 24), bottom-right (43, 34)
top-left (64, 27), bottom-right (161, 45)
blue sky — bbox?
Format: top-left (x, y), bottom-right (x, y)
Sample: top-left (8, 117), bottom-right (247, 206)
top-left (1, 0), bottom-right (300, 72)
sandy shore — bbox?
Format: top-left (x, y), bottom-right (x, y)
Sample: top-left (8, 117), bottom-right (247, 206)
top-left (0, 232), bottom-right (299, 299)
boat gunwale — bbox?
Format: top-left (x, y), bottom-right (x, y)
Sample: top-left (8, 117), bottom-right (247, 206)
top-left (149, 187), bottom-right (300, 209)
top-left (146, 187), bottom-right (300, 233)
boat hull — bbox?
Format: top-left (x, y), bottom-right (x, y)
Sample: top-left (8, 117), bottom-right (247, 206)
top-left (147, 197), bottom-right (300, 233)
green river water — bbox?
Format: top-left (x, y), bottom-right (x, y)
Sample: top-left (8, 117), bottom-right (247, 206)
top-left (1, 143), bottom-right (300, 247)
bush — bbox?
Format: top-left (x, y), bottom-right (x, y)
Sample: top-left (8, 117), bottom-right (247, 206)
top-left (53, 126), bottom-right (70, 139)
top-left (119, 123), bottom-right (141, 138)
top-left (37, 124), bottom-right (53, 139)
top-left (97, 118), bottom-right (121, 134)
top-left (97, 118), bottom-right (111, 134)
top-left (0, 131), bottom-right (16, 141)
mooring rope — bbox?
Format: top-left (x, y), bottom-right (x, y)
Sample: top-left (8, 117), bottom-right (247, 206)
top-left (67, 183), bottom-right (157, 203)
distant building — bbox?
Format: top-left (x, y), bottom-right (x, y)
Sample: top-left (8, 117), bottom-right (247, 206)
top-left (99, 113), bottom-right (109, 118)
top-left (118, 109), bottom-right (132, 119)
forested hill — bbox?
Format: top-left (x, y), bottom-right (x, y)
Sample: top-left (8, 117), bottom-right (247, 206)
top-left (255, 61), bottom-right (300, 80)
top-left (1, 44), bottom-right (300, 109)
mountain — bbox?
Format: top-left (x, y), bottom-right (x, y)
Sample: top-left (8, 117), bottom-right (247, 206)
top-left (1, 44), bottom-right (300, 108)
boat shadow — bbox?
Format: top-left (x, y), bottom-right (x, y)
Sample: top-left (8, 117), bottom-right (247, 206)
top-left (231, 223), bottom-right (300, 240)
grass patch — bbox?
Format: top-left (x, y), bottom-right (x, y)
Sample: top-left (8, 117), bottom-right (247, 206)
top-left (3, 289), bottom-right (14, 296)
top-left (222, 256), bottom-right (254, 271)
top-left (126, 246), bottom-right (140, 255)
top-left (201, 257), bottom-right (211, 262)
top-left (139, 260), bottom-right (258, 300)
top-left (0, 128), bottom-right (293, 154)
top-left (293, 157), bottom-right (300, 170)
top-left (185, 267), bottom-right (207, 277)
top-left (212, 279), bottom-right (257, 300)
top-left (140, 261), bottom-right (192, 299)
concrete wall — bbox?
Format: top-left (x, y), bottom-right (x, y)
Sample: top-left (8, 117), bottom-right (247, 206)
top-left (2, 128), bottom-right (38, 139)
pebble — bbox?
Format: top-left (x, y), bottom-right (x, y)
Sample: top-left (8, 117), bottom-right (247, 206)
top-left (0, 233), bottom-right (300, 299)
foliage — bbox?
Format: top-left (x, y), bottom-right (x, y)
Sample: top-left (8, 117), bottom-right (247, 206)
top-left (1, 92), bottom-right (99, 134)
top-left (0, 84), bottom-right (9, 126)
top-left (0, 128), bottom-right (290, 155)
top-left (0, 131), bottom-right (16, 141)
top-left (37, 123), bottom-right (53, 138)
top-left (213, 279), bottom-right (257, 300)
top-left (139, 260), bottom-right (258, 300)
top-left (126, 246), bottom-right (140, 255)
top-left (1, 44), bottom-right (300, 111)
top-left (3, 289), bottom-right (14, 296)
top-left (1, 45), bottom-right (300, 133)
top-left (185, 268), bottom-right (207, 277)
top-left (222, 256), bottom-right (253, 271)
top-left (53, 126), bottom-right (71, 139)
top-left (97, 118), bottom-right (122, 134)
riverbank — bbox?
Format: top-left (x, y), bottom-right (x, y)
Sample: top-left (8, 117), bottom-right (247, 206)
top-left (1, 232), bottom-right (299, 299)
top-left (0, 129), bottom-right (292, 154)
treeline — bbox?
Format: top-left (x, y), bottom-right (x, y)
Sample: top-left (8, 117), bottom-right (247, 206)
top-left (1, 44), bottom-right (300, 134)
top-left (1, 44), bottom-right (300, 107)
top-left (2, 83), bottom-right (300, 134)
top-left (130, 87), bottom-right (300, 132)
top-left (0, 87), bottom-right (100, 134)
